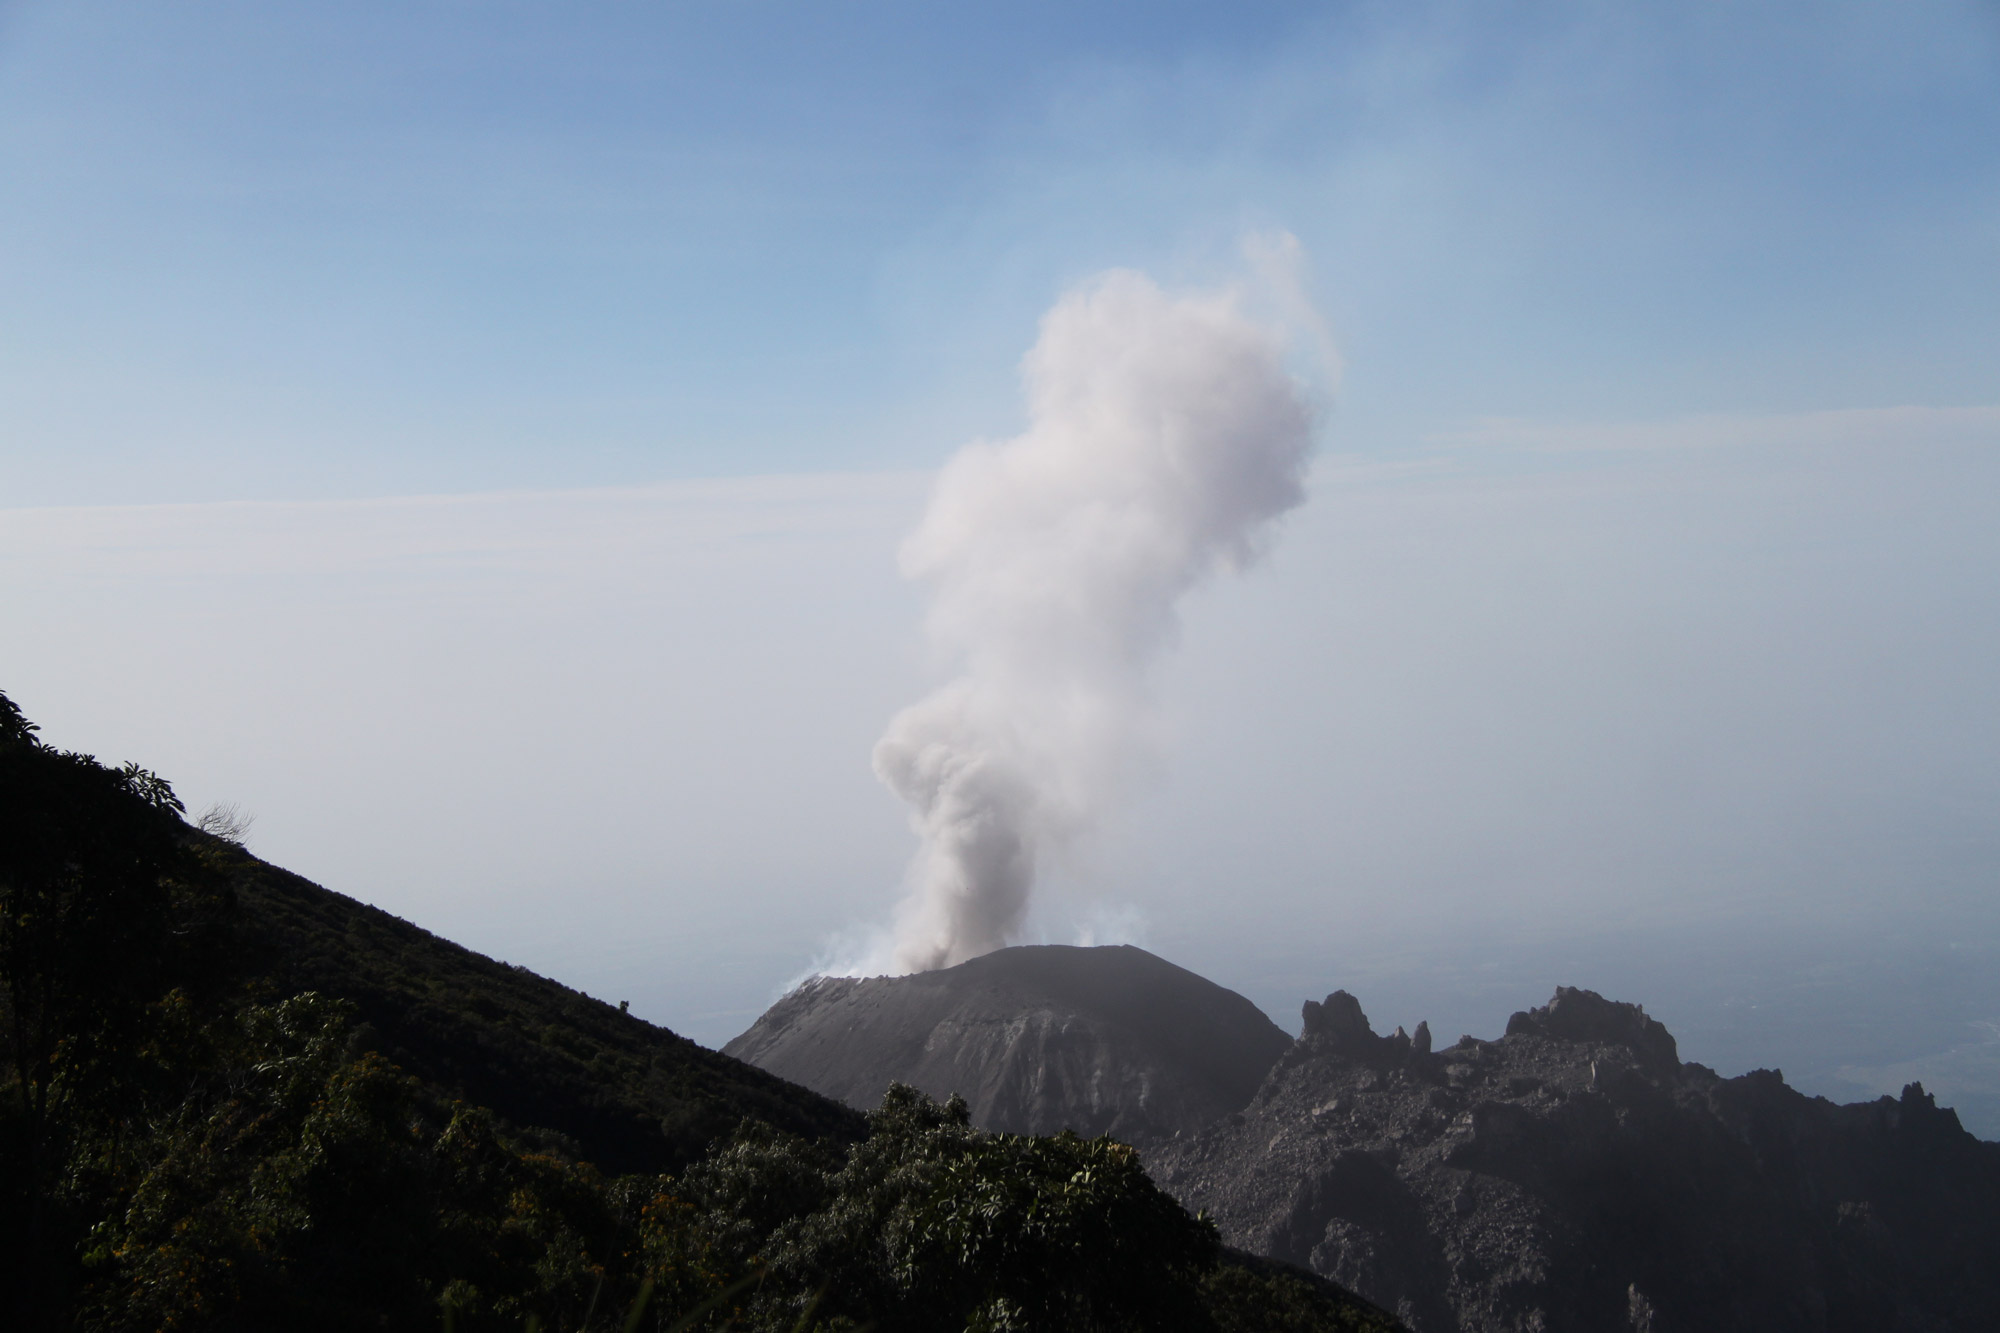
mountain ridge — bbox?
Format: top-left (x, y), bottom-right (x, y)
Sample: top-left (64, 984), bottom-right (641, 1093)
top-left (1, 688), bottom-right (1402, 1332)
top-left (1154, 984), bottom-right (2000, 1331)
top-left (727, 943), bottom-right (2000, 1332)
top-left (222, 842), bottom-right (865, 1172)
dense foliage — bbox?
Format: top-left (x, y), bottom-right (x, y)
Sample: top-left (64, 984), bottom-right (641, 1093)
top-left (0, 692), bottom-right (234, 1323)
top-left (1, 692), bottom-right (1399, 1331)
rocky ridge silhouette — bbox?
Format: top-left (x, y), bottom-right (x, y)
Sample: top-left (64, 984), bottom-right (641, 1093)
top-left (731, 947), bottom-right (2000, 1331)
top-left (1150, 986), bottom-right (2000, 1332)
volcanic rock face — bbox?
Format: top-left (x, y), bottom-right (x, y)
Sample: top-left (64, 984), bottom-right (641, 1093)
top-left (1149, 987), bottom-right (2000, 1333)
top-left (723, 944), bottom-right (1292, 1141)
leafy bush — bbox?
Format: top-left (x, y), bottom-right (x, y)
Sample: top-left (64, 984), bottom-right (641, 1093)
top-left (78, 993), bottom-right (629, 1332)
top-left (670, 1085), bottom-right (1223, 1332)
top-left (1, 693), bottom-right (232, 1323)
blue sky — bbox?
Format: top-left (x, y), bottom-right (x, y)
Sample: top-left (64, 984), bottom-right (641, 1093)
top-left (6, 2), bottom-right (2000, 1130)
top-left (6, 2), bottom-right (1997, 502)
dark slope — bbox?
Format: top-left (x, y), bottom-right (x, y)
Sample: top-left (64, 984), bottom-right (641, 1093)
top-left (1151, 987), bottom-right (2000, 1333)
top-left (225, 847), bottom-right (864, 1174)
top-left (724, 943), bottom-right (1292, 1140)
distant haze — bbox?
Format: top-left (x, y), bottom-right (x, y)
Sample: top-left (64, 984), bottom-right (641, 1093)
top-left (6, 404), bottom-right (1998, 1133)
top-left (3, 1), bottom-right (1998, 1136)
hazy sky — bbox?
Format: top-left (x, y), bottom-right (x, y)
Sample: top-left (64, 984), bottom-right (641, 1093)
top-left (8, 1), bottom-right (1998, 503)
top-left (5, 3), bottom-right (1999, 1129)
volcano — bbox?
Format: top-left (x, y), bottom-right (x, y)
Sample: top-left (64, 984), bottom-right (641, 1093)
top-left (730, 944), bottom-right (2000, 1331)
top-left (723, 943), bottom-right (1291, 1141)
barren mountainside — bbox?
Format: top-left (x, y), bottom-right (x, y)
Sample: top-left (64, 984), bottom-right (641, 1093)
top-left (728, 942), bottom-right (2000, 1333)
top-left (1151, 987), bottom-right (2000, 1333)
top-left (724, 944), bottom-right (1293, 1140)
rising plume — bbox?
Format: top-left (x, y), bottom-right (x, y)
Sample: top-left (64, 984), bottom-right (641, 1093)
top-left (874, 257), bottom-right (1320, 972)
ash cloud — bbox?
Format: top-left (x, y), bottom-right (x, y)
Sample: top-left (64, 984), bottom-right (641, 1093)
top-left (873, 256), bottom-right (1320, 973)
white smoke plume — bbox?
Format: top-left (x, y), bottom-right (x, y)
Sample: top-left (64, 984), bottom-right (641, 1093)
top-left (873, 258), bottom-right (1320, 973)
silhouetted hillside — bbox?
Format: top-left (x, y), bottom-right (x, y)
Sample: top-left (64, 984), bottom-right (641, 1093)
top-left (223, 845), bottom-right (864, 1173)
top-left (4, 688), bottom-right (1400, 1331)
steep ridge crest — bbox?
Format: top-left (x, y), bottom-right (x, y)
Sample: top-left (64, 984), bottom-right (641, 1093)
top-left (1152, 987), bottom-right (2000, 1332)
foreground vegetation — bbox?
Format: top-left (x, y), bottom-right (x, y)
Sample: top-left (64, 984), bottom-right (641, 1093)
top-left (225, 843), bottom-right (866, 1176)
top-left (0, 691), bottom-right (1398, 1331)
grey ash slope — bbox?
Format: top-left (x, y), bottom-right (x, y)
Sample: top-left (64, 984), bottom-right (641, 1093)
top-left (724, 943), bottom-right (1291, 1140)
top-left (1150, 987), bottom-right (2000, 1333)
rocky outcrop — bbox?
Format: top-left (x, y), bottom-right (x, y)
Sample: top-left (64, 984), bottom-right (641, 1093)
top-left (723, 944), bottom-right (1292, 1141)
top-left (1149, 987), bottom-right (2000, 1332)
